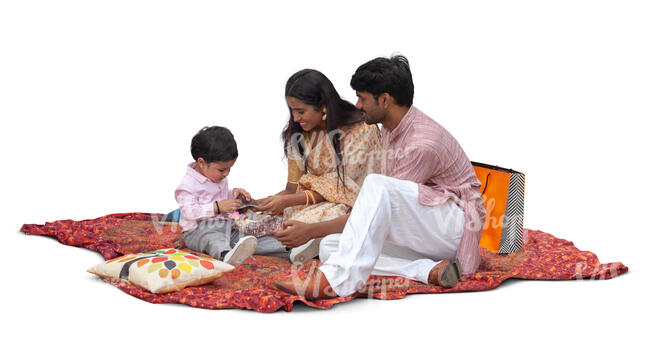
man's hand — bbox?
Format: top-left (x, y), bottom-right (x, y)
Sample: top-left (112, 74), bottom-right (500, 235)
top-left (216, 199), bottom-right (242, 214)
top-left (257, 195), bottom-right (290, 215)
top-left (275, 220), bottom-right (313, 248)
top-left (232, 188), bottom-right (252, 202)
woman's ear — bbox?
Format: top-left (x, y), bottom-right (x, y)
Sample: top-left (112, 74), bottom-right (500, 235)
top-left (197, 157), bottom-right (206, 168)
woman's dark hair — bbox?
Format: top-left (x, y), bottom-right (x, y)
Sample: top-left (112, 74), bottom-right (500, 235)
top-left (282, 69), bottom-right (363, 187)
top-left (350, 54), bottom-right (414, 107)
top-left (191, 126), bottom-right (238, 163)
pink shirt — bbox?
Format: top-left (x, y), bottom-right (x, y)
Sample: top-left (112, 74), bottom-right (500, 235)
top-left (175, 162), bottom-right (233, 232)
top-left (382, 106), bottom-right (487, 274)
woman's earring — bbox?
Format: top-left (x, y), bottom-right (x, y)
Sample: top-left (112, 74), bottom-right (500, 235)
top-left (322, 107), bottom-right (327, 120)
top-left (322, 113), bottom-right (327, 121)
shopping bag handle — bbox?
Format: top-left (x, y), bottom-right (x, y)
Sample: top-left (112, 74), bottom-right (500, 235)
top-left (481, 173), bottom-right (491, 196)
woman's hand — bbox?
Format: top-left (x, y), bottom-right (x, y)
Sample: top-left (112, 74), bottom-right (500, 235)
top-left (216, 199), bottom-right (242, 214)
top-left (257, 195), bottom-right (291, 215)
top-left (275, 220), bottom-right (313, 248)
top-left (254, 196), bottom-right (272, 205)
top-left (232, 188), bottom-right (252, 202)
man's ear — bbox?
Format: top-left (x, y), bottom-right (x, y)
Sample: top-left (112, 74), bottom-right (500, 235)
top-left (380, 93), bottom-right (391, 109)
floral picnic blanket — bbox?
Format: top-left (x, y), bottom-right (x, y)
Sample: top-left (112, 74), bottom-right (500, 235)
top-left (20, 212), bottom-right (628, 312)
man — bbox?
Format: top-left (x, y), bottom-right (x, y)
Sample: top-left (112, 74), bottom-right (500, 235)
top-left (274, 55), bottom-right (486, 299)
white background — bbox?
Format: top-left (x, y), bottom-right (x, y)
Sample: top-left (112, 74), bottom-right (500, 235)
top-left (1, 0), bottom-right (648, 335)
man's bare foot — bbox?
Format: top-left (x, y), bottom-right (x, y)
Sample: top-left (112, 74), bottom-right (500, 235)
top-left (428, 259), bottom-right (462, 288)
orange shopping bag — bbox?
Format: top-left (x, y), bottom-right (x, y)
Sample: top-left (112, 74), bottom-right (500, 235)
top-left (472, 162), bottom-right (525, 254)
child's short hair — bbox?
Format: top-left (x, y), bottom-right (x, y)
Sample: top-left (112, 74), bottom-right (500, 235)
top-left (190, 126), bottom-right (238, 163)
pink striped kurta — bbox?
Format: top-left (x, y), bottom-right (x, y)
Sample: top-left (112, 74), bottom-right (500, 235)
top-left (381, 106), bottom-right (486, 274)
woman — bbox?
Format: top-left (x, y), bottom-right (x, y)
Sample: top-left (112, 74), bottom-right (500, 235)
top-left (257, 69), bottom-right (382, 264)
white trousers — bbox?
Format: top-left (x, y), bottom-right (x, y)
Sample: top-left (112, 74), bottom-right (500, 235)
top-left (318, 174), bottom-right (466, 297)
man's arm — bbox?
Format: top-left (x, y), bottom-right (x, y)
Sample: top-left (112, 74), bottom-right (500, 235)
top-left (389, 144), bottom-right (442, 184)
top-left (456, 226), bottom-right (481, 274)
top-left (276, 214), bottom-right (350, 248)
top-left (308, 213), bottom-right (350, 238)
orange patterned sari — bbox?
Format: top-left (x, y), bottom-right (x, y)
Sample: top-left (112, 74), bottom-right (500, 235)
top-left (284, 122), bottom-right (382, 223)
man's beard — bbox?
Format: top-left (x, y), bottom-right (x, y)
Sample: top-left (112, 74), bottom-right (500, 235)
top-left (362, 111), bottom-right (380, 125)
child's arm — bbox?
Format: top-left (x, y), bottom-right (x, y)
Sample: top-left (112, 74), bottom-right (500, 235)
top-left (216, 199), bottom-right (242, 213)
top-left (175, 189), bottom-right (217, 220)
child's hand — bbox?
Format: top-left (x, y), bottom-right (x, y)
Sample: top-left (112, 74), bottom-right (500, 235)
top-left (216, 199), bottom-right (242, 214)
top-left (232, 188), bottom-right (252, 202)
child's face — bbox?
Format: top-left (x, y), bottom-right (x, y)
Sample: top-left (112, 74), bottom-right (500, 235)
top-left (195, 158), bottom-right (236, 184)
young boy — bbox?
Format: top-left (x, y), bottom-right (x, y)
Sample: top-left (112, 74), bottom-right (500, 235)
top-left (175, 126), bottom-right (258, 265)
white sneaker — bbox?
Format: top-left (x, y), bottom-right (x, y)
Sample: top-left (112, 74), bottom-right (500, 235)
top-left (289, 238), bottom-right (322, 265)
top-left (223, 236), bottom-right (258, 265)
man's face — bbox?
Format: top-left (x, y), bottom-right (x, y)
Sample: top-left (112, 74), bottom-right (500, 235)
top-left (355, 91), bottom-right (387, 125)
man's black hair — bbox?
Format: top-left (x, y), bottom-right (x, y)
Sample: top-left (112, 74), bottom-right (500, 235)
top-left (190, 126), bottom-right (238, 163)
top-left (350, 54), bottom-right (414, 107)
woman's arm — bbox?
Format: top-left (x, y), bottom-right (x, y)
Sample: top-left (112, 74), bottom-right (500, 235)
top-left (258, 185), bottom-right (325, 214)
top-left (277, 182), bottom-right (298, 195)
top-left (255, 182), bottom-right (296, 204)
top-left (284, 187), bottom-right (325, 205)
top-left (256, 154), bottom-right (305, 207)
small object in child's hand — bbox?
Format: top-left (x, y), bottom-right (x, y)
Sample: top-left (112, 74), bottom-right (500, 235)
top-left (235, 195), bottom-right (260, 210)
top-left (237, 203), bottom-right (260, 210)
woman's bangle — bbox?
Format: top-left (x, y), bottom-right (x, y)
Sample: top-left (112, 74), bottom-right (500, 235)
top-left (303, 190), bottom-right (310, 206)
top-left (215, 201), bottom-right (221, 214)
top-left (304, 190), bottom-right (316, 206)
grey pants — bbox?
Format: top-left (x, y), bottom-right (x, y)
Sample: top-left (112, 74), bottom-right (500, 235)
top-left (183, 220), bottom-right (288, 260)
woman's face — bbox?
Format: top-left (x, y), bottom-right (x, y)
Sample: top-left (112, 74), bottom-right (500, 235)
top-left (286, 96), bottom-right (326, 132)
